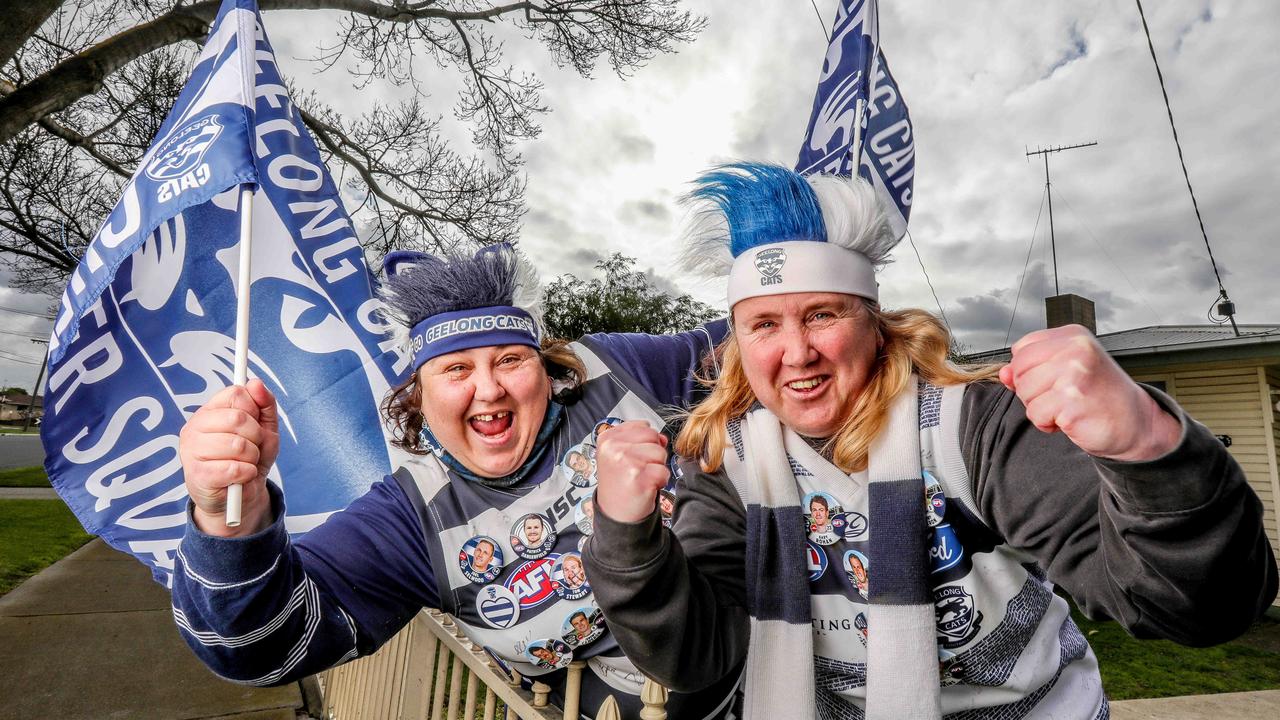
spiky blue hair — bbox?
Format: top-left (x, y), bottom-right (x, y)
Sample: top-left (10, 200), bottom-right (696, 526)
top-left (687, 163), bottom-right (828, 258)
top-left (378, 244), bottom-right (544, 348)
top-left (680, 162), bottom-right (899, 278)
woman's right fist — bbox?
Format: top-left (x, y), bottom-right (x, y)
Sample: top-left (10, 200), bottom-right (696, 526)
top-left (593, 420), bottom-right (670, 524)
top-left (178, 378), bottom-right (279, 536)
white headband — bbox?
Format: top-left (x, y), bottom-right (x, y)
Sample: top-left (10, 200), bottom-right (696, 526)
top-left (726, 240), bottom-right (878, 308)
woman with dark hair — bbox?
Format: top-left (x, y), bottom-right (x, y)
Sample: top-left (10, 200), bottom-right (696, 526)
top-left (172, 244), bottom-right (736, 718)
top-left (583, 163), bottom-right (1277, 719)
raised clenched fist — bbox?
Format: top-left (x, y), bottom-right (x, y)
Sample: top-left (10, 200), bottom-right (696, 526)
top-left (998, 325), bottom-right (1180, 462)
top-left (592, 420), bottom-right (670, 524)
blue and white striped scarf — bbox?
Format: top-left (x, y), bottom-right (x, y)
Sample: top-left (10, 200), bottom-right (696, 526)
top-left (723, 378), bottom-right (941, 720)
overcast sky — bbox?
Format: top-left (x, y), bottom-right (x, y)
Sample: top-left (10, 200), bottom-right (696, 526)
top-left (2, 0), bottom-right (1277, 390)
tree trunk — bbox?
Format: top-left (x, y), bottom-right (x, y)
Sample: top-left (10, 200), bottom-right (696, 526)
top-left (0, 8), bottom-right (215, 146)
top-left (0, 0), bottom-right (64, 70)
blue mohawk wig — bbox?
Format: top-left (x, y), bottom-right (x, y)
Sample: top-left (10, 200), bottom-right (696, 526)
top-left (680, 161), bottom-right (899, 283)
top-left (378, 244), bottom-right (544, 354)
top-left (687, 162), bottom-right (828, 259)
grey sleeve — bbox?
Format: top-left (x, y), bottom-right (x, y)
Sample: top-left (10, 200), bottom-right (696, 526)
top-left (582, 464), bottom-right (750, 692)
top-left (962, 381), bottom-right (1278, 647)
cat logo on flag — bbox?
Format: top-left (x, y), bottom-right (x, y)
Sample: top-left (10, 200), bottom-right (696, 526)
top-left (145, 115), bottom-right (222, 202)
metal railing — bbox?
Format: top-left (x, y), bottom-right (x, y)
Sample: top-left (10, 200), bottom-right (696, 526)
top-left (318, 608), bottom-right (669, 720)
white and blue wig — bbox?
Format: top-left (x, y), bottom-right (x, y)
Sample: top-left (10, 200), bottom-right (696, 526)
top-left (379, 243), bottom-right (544, 372)
top-left (680, 162), bottom-right (900, 308)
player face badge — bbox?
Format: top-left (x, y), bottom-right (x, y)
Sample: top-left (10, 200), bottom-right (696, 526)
top-left (854, 612), bottom-right (869, 646)
top-left (562, 444), bottom-right (597, 488)
top-left (525, 639), bottom-right (573, 671)
top-left (574, 491), bottom-right (596, 536)
top-left (561, 606), bottom-right (605, 648)
top-left (843, 549), bottom-right (869, 600)
top-left (806, 540), bottom-right (828, 582)
top-left (509, 513), bottom-right (557, 560)
top-left (459, 536), bottom-right (504, 584)
top-left (803, 491), bottom-right (842, 545)
top-left (592, 417), bottom-right (622, 443)
top-left (475, 584), bottom-right (521, 629)
top-left (552, 551), bottom-right (591, 601)
top-left (658, 489), bottom-right (677, 527)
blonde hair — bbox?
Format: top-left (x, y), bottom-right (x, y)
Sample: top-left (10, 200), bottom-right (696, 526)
top-left (675, 303), bottom-right (1001, 473)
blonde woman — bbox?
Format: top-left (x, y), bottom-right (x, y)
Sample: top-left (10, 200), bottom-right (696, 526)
top-left (583, 163), bottom-right (1277, 720)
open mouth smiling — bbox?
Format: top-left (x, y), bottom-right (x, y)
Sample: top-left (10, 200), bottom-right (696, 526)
top-left (469, 410), bottom-right (514, 437)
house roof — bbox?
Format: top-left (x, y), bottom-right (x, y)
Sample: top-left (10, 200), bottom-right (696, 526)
top-left (0, 393), bottom-right (43, 408)
top-left (967, 324), bottom-right (1280, 363)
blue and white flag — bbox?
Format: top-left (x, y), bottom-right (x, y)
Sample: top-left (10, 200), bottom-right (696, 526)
top-left (796, 0), bottom-right (915, 238)
top-left (40, 0), bottom-right (407, 586)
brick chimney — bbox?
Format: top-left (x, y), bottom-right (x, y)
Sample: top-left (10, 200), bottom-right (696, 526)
top-left (1045, 293), bottom-right (1096, 334)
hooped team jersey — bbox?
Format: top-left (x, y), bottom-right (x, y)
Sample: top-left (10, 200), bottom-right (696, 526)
top-left (771, 381), bottom-right (1107, 718)
top-left (393, 339), bottom-right (739, 719)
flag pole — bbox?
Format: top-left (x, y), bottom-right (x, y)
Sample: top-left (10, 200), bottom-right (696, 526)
top-left (226, 183), bottom-right (255, 527)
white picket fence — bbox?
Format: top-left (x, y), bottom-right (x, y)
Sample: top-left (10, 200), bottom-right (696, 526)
top-left (318, 608), bottom-right (669, 720)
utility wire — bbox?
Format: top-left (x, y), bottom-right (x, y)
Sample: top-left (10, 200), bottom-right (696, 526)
top-left (1053, 191), bottom-right (1163, 326)
top-left (0, 327), bottom-right (47, 340)
top-left (1134, 1), bottom-right (1234, 319)
top-left (808, 0), bottom-right (830, 39)
top-left (1006, 186), bottom-right (1047, 347)
top-left (905, 229), bottom-right (953, 336)
top-left (0, 349), bottom-right (41, 365)
top-left (0, 304), bottom-right (55, 320)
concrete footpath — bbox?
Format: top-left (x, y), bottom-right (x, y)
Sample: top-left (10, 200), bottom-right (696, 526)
top-left (2, 535), bottom-right (1279, 719)
top-left (0, 539), bottom-right (311, 720)
top-left (1111, 690), bottom-right (1280, 719)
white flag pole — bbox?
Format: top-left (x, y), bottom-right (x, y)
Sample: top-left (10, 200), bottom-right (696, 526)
top-left (226, 183), bottom-right (255, 527)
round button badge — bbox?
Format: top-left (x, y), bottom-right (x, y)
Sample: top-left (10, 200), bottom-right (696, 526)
top-left (552, 551), bottom-right (591, 601)
top-left (509, 513), bottom-right (557, 560)
top-left (525, 639), bottom-right (573, 670)
top-left (804, 491), bottom-right (842, 546)
top-left (843, 549), bottom-right (870, 600)
top-left (459, 536), bottom-right (504, 584)
top-left (562, 444), bottom-right (597, 488)
top-left (560, 606), bottom-right (605, 648)
top-left (475, 584), bottom-right (520, 629)
top-left (574, 492), bottom-right (596, 536)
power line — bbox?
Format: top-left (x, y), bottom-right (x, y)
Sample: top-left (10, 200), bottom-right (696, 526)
top-left (0, 327), bottom-right (47, 340)
top-left (0, 349), bottom-right (41, 365)
top-left (0, 303), bottom-right (54, 320)
top-left (1133, 0), bottom-right (1237, 333)
top-left (1052, 190), bottom-right (1163, 326)
top-left (808, 0), bottom-right (830, 40)
top-left (1006, 185), bottom-right (1048, 347)
top-left (904, 229), bottom-right (952, 337)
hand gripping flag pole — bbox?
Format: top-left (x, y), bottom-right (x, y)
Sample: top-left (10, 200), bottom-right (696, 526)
top-left (41, 0), bottom-right (402, 586)
top-left (225, 183), bottom-right (255, 527)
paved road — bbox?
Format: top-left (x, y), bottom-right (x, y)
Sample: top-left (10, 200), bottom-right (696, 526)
top-left (0, 434), bottom-right (44, 470)
top-left (0, 488), bottom-right (57, 499)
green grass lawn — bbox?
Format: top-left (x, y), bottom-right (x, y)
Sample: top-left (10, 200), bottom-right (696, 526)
top-left (0, 466), bottom-right (50, 487)
top-left (0, 499), bottom-right (92, 596)
top-left (1073, 604), bottom-right (1280, 700)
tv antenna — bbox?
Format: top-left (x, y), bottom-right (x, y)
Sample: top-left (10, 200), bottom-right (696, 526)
top-left (1026, 142), bottom-right (1098, 295)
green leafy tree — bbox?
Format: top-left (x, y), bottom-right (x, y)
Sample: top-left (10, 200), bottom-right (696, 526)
top-left (541, 253), bottom-right (718, 339)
